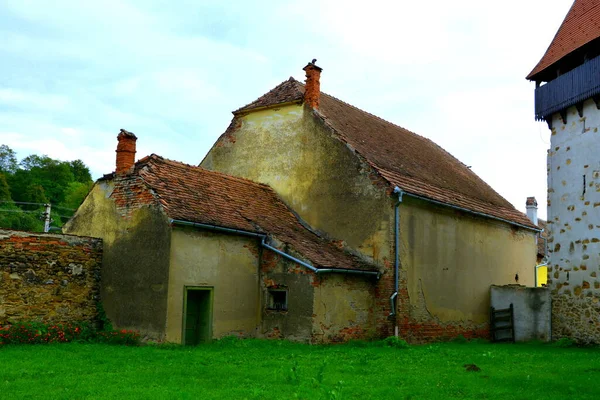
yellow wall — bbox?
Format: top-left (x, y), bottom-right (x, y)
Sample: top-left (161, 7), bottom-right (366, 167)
top-left (401, 197), bottom-right (537, 324)
top-left (311, 274), bottom-right (377, 342)
top-left (166, 228), bottom-right (261, 343)
top-left (202, 104), bottom-right (392, 265)
top-left (537, 266), bottom-right (548, 287)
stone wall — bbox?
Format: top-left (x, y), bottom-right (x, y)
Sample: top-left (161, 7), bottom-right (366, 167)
top-left (547, 99), bottom-right (600, 343)
top-left (0, 230), bottom-right (102, 325)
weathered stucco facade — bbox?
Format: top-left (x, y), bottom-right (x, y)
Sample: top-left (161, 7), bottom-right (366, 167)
top-left (546, 100), bottom-right (600, 342)
top-left (0, 230), bottom-right (102, 326)
top-left (202, 99), bottom-right (537, 341)
top-left (399, 198), bottom-right (535, 341)
top-left (65, 146), bottom-right (378, 344)
top-left (64, 177), bottom-right (172, 340)
top-left (202, 104), bottom-right (392, 263)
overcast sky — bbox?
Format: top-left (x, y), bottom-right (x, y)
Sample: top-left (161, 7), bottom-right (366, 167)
top-left (0, 0), bottom-right (575, 219)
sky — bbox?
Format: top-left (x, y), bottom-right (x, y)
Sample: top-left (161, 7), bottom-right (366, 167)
top-left (0, 0), bottom-right (576, 219)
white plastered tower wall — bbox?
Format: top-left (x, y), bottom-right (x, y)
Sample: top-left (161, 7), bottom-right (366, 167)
top-left (546, 99), bottom-right (600, 342)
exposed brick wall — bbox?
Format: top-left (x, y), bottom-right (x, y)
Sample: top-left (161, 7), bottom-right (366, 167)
top-left (110, 175), bottom-right (157, 218)
top-left (0, 230), bottom-right (102, 326)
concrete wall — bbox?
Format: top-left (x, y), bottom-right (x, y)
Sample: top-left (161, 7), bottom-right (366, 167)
top-left (201, 104), bottom-right (392, 265)
top-left (398, 197), bottom-right (537, 342)
top-left (63, 177), bottom-right (172, 340)
top-left (166, 228), bottom-right (262, 342)
top-left (547, 98), bottom-right (600, 343)
top-left (490, 285), bottom-right (551, 342)
top-left (0, 230), bottom-right (102, 325)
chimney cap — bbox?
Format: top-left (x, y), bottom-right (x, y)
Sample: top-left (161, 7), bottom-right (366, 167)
top-left (303, 59), bottom-right (322, 72)
top-left (526, 196), bottom-right (538, 207)
top-left (118, 128), bottom-right (137, 140)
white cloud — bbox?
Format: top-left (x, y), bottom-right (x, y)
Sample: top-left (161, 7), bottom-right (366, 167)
top-left (0, 0), bottom-right (576, 218)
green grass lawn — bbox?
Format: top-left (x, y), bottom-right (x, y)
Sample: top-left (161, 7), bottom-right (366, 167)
top-left (1, 339), bottom-right (599, 399)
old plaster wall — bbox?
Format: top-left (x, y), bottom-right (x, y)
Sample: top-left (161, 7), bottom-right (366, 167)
top-left (63, 178), bottom-right (171, 340)
top-left (0, 230), bottom-right (102, 325)
top-left (166, 228), bottom-right (262, 342)
top-left (201, 104), bottom-right (392, 266)
top-left (399, 197), bottom-right (536, 342)
top-left (311, 274), bottom-right (377, 343)
top-left (547, 99), bottom-right (600, 343)
top-left (258, 248), bottom-right (377, 343)
top-left (259, 249), bottom-right (315, 342)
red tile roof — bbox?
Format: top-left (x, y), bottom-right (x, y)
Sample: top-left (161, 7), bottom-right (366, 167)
top-left (123, 155), bottom-right (373, 272)
top-left (527, 0), bottom-right (600, 80)
top-left (235, 79), bottom-right (538, 230)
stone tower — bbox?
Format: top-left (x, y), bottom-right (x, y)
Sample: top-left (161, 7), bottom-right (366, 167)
top-left (527, 0), bottom-right (600, 343)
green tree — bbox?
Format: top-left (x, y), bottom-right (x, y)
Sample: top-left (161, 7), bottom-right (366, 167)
top-left (69, 160), bottom-right (93, 183)
top-left (0, 145), bottom-right (17, 174)
top-left (0, 146), bottom-right (93, 232)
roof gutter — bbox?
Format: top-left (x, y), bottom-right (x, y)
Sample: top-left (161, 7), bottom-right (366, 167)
top-left (169, 219), bottom-right (380, 278)
top-left (401, 192), bottom-right (542, 233)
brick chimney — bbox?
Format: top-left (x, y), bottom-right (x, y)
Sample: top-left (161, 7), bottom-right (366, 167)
top-left (526, 196), bottom-right (538, 225)
top-left (303, 59), bottom-right (322, 109)
top-left (116, 129), bottom-right (137, 174)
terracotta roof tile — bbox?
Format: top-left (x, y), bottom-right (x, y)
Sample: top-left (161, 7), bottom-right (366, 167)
top-left (130, 155), bottom-right (372, 271)
top-left (527, 0), bottom-right (600, 80)
top-left (233, 77), bottom-right (304, 114)
top-left (236, 79), bottom-right (537, 230)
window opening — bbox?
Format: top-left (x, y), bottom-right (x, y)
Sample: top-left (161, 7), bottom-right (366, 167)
top-left (267, 288), bottom-right (288, 311)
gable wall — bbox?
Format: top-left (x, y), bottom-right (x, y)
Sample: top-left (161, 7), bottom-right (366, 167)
top-left (201, 104), bottom-right (393, 267)
top-left (63, 177), bottom-right (172, 341)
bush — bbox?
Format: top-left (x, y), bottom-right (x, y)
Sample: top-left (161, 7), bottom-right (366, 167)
top-left (0, 322), bottom-right (85, 345)
top-left (95, 330), bottom-right (141, 346)
top-left (382, 336), bottom-right (409, 349)
top-left (0, 321), bottom-right (140, 346)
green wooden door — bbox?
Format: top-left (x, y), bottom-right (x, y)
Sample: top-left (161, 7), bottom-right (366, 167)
top-left (184, 288), bottom-right (212, 345)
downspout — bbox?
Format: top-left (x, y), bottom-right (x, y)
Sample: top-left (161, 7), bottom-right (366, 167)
top-left (169, 219), bottom-right (380, 278)
top-left (389, 187), bottom-right (404, 338)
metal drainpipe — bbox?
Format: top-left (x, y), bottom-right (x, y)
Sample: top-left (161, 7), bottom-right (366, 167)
top-left (169, 219), bottom-right (380, 278)
top-left (389, 187), bottom-right (403, 338)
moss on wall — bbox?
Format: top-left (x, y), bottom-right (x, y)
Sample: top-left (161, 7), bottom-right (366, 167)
top-left (63, 179), bottom-right (171, 340)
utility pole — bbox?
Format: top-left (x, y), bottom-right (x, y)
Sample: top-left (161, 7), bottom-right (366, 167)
top-left (43, 203), bottom-right (51, 233)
